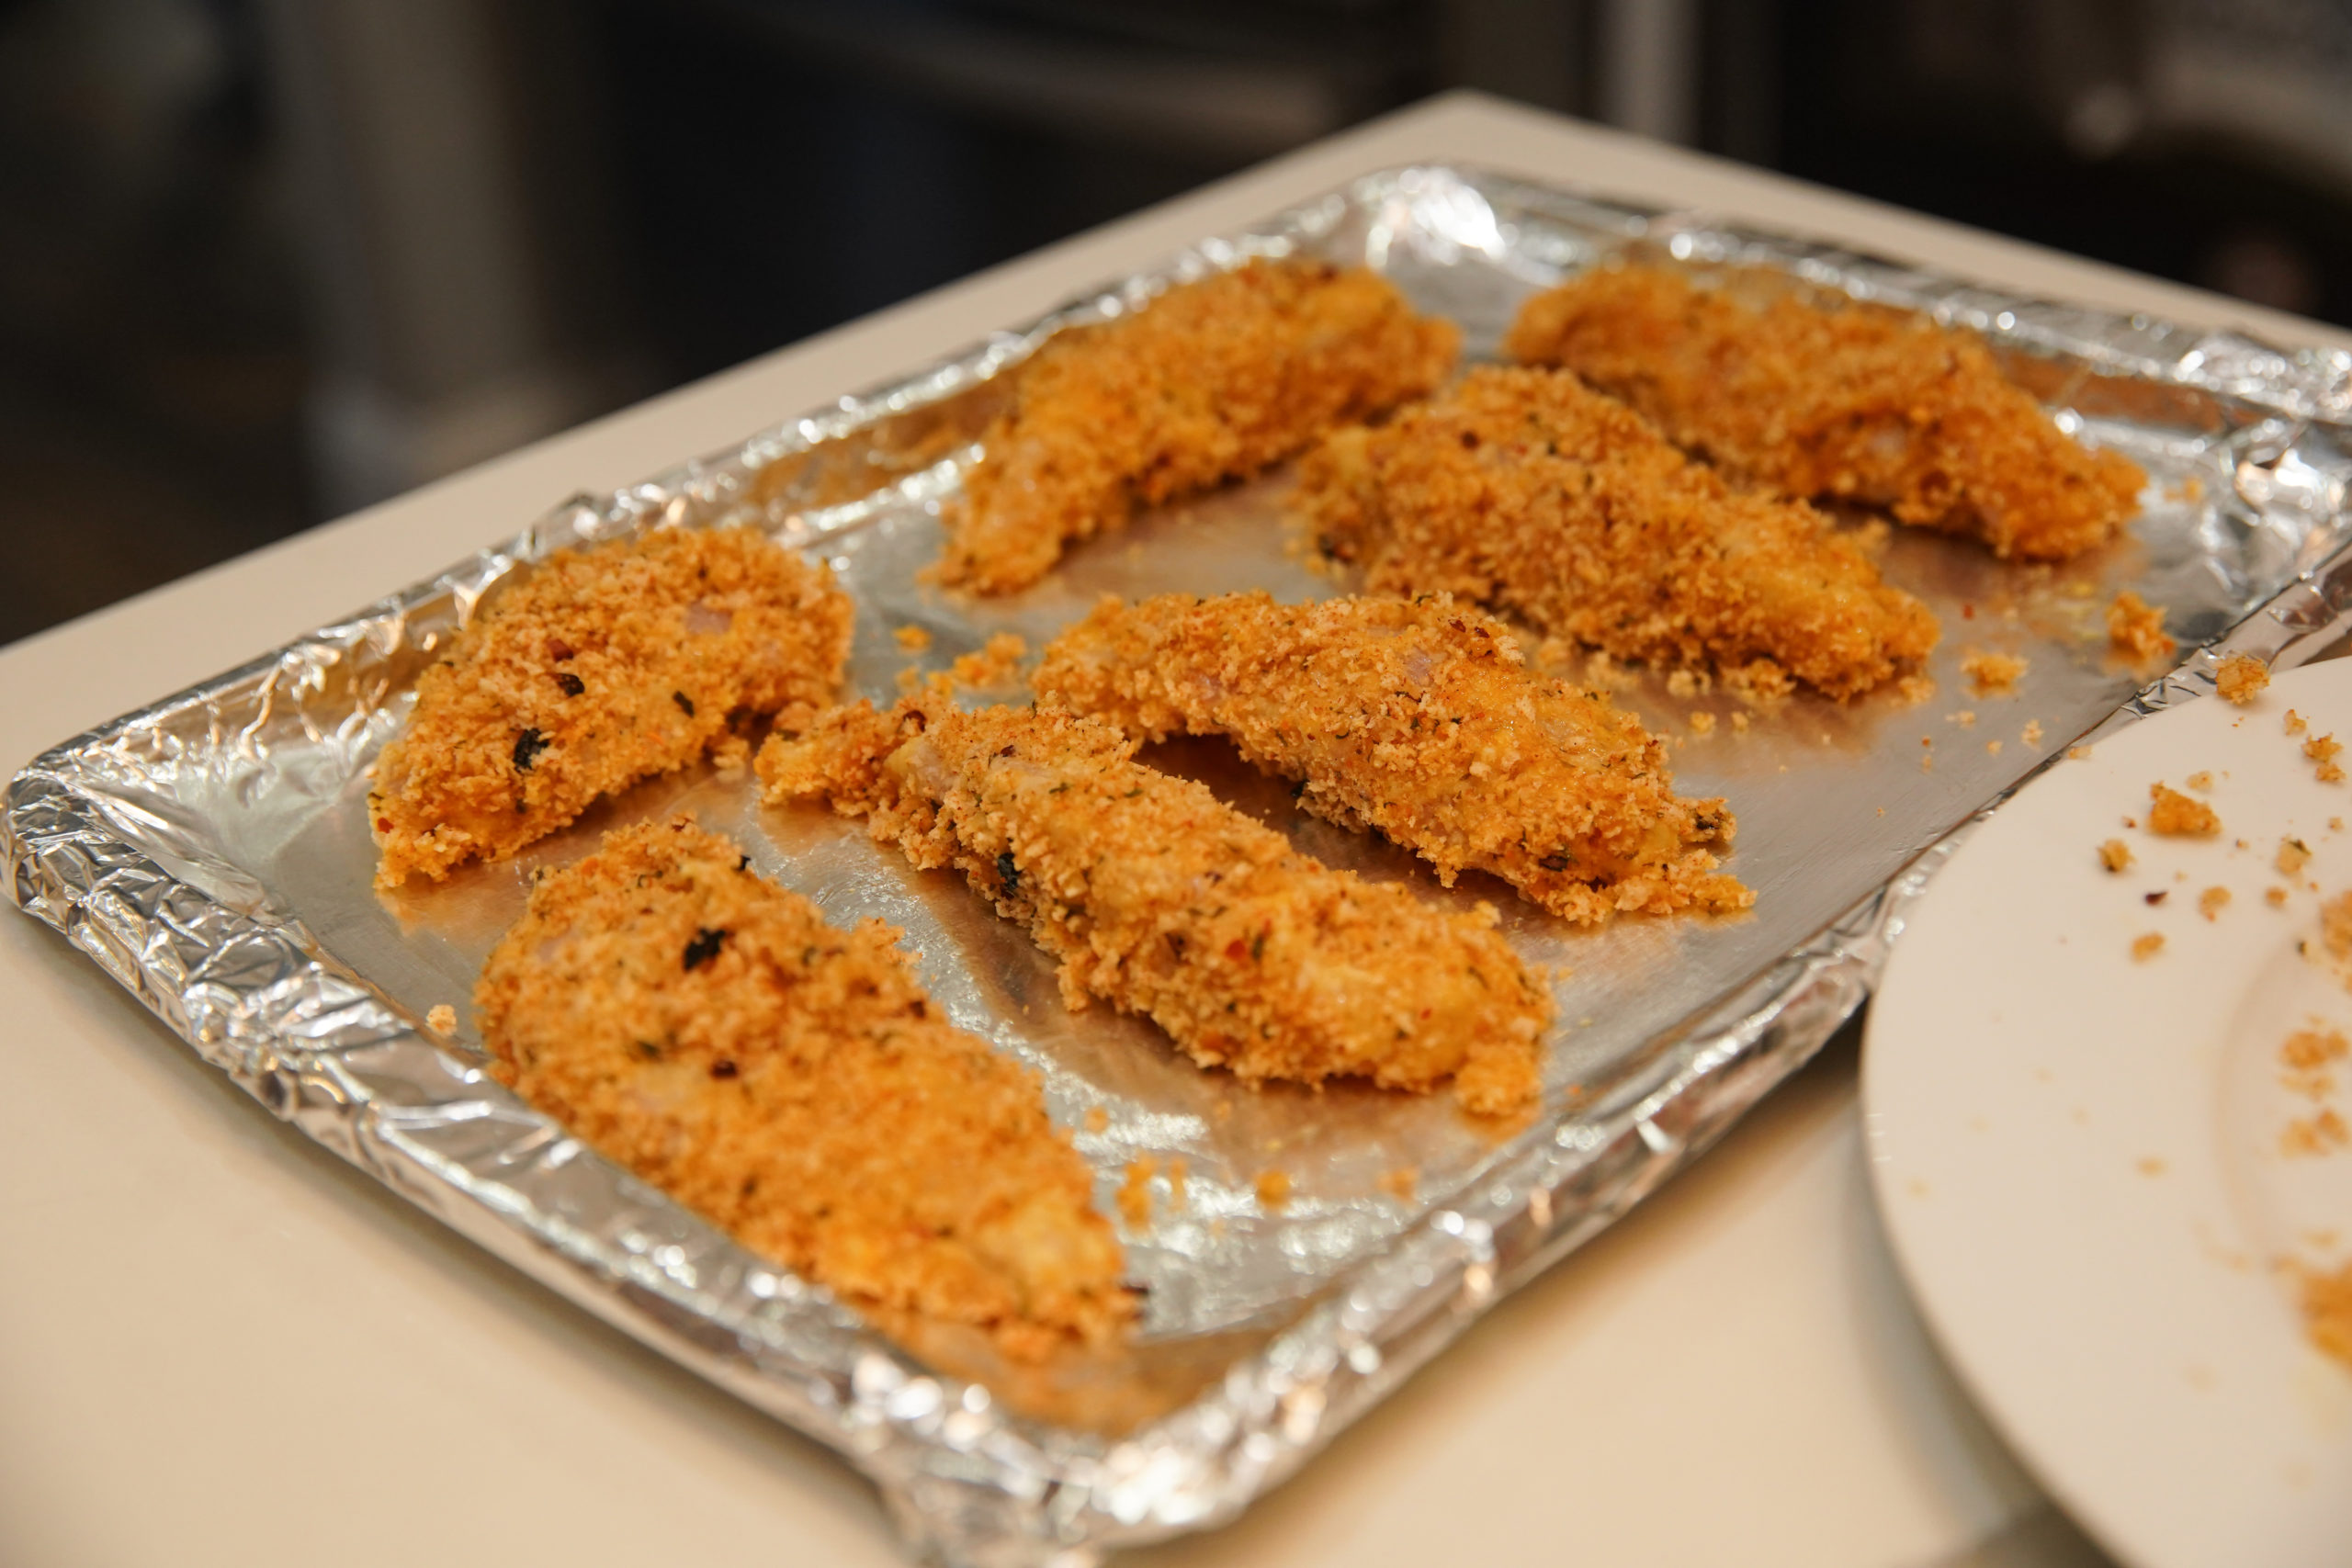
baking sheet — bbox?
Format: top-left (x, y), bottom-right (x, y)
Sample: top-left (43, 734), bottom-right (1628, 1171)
top-left (8, 165), bottom-right (2352, 1566)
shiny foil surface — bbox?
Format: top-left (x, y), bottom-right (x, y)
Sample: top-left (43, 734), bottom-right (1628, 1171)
top-left (9, 167), bottom-right (2352, 1566)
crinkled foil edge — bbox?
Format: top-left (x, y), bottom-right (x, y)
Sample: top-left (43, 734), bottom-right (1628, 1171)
top-left (8, 166), bottom-right (2352, 1567)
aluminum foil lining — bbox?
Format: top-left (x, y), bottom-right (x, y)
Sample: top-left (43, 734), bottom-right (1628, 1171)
top-left (9, 166), bottom-right (2352, 1567)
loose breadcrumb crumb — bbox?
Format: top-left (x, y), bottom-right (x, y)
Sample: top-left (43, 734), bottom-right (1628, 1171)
top-left (2107, 591), bottom-right (2175, 662)
top-left (893, 624), bottom-right (933, 652)
top-left (950, 632), bottom-right (1027, 690)
top-left (1032, 592), bottom-right (1748, 924)
top-left (1986, 739), bottom-right (2004, 756)
top-left (2022, 719), bottom-right (2045, 749)
top-left (2068, 745), bottom-right (2094, 761)
top-left (2324, 891), bottom-right (2352, 961)
top-left (1962, 651), bottom-right (2028, 696)
top-left (1297, 365), bottom-right (1938, 699)
top-left (2098, 839), bottom-right (2133, 873)
top-left (1083, 1105), bottom-right (1109, 1134)
top-left (475, 817), bottom-right (1130, 1359)
top-left (2269, 886), bottom-right (2290, 907)
top-left (2286, 709), bottom-right (2309, 737)
top-left (2199, 886), bottom-right (2232, 920)
top-left (2186, 771), bottom-right (2213, 792)
top-left (1949, 709), bottom-right (1977, 727)
top-left (2215, 653), bottom-right (2269, 705)
top-left (2307, 733), bottom-right (2346, 784)
top-left (2279, 838), bottom-right (2313, 877)
top-left (2147, 783), bottom-right (2221, 837)
top-left (1896, 674), bottom-right (1937, 705)
top-left (2281, 1026), bottom-right (2348, 1072)
top-left (370, 527), bottom-right (852, 887)
top-left (425, 1004), bottom-right (458, 1035)
top-left (1688, 710), bottom-right (1716, 737)
top-left (1377, 1167), bottom-right (1419, 1203)
top-left (2298, 1260), bottom-right (2352, 1368)
top-left (2132, 932), bottom-right (2165, 961)
top-left (938, 259), bottom-right (1456, 592)
top-left (1256, 1169), bottom-right (1293, 1209)
top-left (1731, 711), bottom-right (1751, 734)
top-left (1504, 265), bottom-right (2143, 559)
top-left (2283, 1109), bottom-right (2348, 1156)
top-left (1117, 1159), bottom-right (1156, 1225)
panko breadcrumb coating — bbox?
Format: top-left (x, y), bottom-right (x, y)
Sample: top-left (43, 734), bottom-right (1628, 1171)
top-left (1504, 265), bottom-right (2145, 560)
top-left (1033, 591), bottom-right (1750, 923)
top-left (937, 259), bottom-right (1458, 593)
top-left (371, 527), bottom-right (851, 887)
top-left (475, 817), bottom-right (1131, 1361)
top-left (1297, 365), bottom-right (1937, 699)
top-left (758, 692), bottom-right (1550, 1112)
top-left (2107, 591), bottom-right (2175, 662)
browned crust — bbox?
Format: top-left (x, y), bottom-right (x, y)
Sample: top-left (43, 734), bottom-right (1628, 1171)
top-left (1296, 365), bottom-right (1939, 699)
top-left (1505, 265), bottom-right (2145, 561)
top-left (936, 259), bottom-right (1459, 594)
top-left (370, 526), bottom-right (852, 887)
top-left (1033, 591), bottom-right (1751, 923)
top-left (756, 692), bottom-right (1550, 1113)
top-left (475, 816), bottom-right (1132, 1361)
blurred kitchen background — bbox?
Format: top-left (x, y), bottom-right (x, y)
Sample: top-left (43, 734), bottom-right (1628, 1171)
top-left (4, 0), bottom-right (2351, 645)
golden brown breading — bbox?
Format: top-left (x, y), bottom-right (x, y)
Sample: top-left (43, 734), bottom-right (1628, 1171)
top-left (758, 693), bottom-right (1550, 1113)
top-left (1505, 265), bottom-right (2145, 560)
top-left (475, 817), bottom-right (1131, 1361)
top-left (1296, 365), bottom-right (1938, 699)
top-left (371, 526), bottom-right (852, 888)
top-left (1033, 591), bottom-right (1750, 924)
top-left (936, 259), bottom-right (1459, 594)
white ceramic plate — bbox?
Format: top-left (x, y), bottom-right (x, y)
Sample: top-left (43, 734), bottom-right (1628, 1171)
top-left (1867, 660), bottom-right (2352, 1568)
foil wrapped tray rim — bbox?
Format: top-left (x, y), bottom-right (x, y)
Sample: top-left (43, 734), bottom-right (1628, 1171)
top-left (10, 164), bottom-right (2352, 1567)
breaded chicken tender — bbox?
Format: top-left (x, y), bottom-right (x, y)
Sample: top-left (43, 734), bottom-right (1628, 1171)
top-left (1505, 265), bottom-right (2145, 560)
top-left (1034, 591), bottom-right (1750, 923)
top-left (758, 693), bottom-right (1550, 1113)
top-left (936, 258), bottom-right (1459, 594)
top-left (371, 526), bottom-right (852, 888)
top-left (476, 817), bottom-right (1131, 1361)
top-left (1298, 366), bottom-right (1938, 699)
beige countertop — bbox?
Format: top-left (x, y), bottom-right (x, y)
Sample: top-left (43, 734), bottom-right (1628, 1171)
top-left (6, 93), bottom-right (2342, 1568)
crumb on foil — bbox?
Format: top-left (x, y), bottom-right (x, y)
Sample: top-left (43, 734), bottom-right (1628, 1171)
top-left (425, 1004), bottom-right (458, 1035)
top-left (2098, 839), bottom-right (2132, 873)
top-left (2199, 886), bottom-right (2231, 920)
top-left (2107, 591), bottom-right (2175, 662)
top-left (1256, 1169), bottom-right (1293, 1209)
top-left (951, 632), bottom-right (1028, 690)
top-left (2279, 838), bottom-right (2313, 877)
top-left (2132, 932), bottom-right (2165, 962)
top-left (1961, 650), bottom-right (2028, 696)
